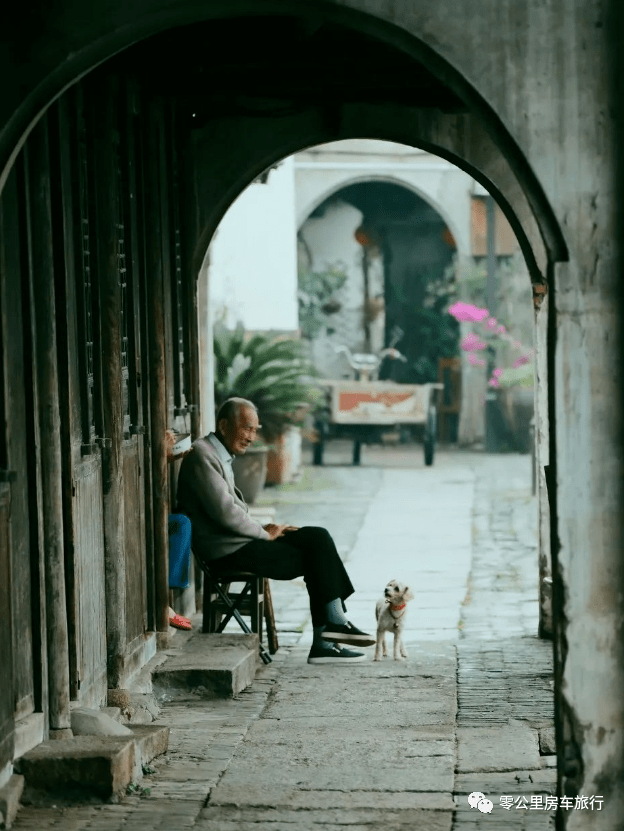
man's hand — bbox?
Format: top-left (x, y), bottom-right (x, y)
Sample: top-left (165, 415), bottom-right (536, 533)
top-left (263, 523), bottom-right (299, 540)
top-left (263, 523), bottom-right (288, 540)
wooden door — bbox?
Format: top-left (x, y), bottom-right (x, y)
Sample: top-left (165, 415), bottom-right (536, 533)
top-left (51, 93), bottom-right (108, 706)
top-left (0, 239), bottom-right (14, 760)
top-left (117, 79), bottom-right (148, 657)
top-left (0, 485), bottom-right (14, 772)
top-left (0, 167), bottom-right (39, 742)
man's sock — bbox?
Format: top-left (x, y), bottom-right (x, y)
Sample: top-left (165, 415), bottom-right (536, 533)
top-left (325, 597), bottom-right (348, 625)
top-left (313, 625), bottom-right (333, 648)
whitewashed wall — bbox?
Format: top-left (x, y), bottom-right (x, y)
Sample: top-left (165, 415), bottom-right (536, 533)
top-left (294, 140), bottom-right (472, 259)
top-left (298, 199), bottom-right (385, 378)
top-left (207, 157), bottom-right (299, 331)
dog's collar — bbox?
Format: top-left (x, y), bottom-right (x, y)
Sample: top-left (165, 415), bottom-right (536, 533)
top-left (386, 598), bottom-right (407, 612)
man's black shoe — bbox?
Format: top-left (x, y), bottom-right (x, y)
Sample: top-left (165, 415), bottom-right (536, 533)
top-left (322, 621), bottom-right (376, 647)
top-left (307, 642), bottom-right (366, 664)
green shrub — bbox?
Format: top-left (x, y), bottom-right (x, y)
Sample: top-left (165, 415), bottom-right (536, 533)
top-left (213, 323), bottom-right (319, 442)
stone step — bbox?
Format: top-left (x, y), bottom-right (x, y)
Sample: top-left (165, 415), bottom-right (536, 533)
top-left (15, 724), bottom-right (169, 801)
top-left (18, 736), bottom-right (135, 800)
top-left (151, 633), bottom-right (258, 700)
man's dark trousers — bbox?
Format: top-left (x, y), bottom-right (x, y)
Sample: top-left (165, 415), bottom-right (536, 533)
top-left (208, 526), bottom-right (354, 627)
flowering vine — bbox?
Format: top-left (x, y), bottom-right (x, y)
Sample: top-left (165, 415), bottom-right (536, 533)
top-left (448, 301), bottom-right (534, 388)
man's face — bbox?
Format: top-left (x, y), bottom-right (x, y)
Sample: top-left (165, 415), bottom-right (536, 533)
top-left (218, 406), bottom-right (260, 455)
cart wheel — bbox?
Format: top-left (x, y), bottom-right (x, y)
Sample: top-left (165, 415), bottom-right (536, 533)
top-left (313, 437), bottom-right (324, 466)
top-left (352, 439), bottom-right (362, 466)
top-left (424, 438), bottom-right (435, 466)
top-left (423, 407), bottom-right (437, 467)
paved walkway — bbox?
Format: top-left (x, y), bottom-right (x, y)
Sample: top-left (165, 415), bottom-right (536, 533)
top-left (13, 447), bottom-right (556, 830)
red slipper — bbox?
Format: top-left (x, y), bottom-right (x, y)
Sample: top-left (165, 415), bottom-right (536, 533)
top-left (169, 613), bottom-right (192, 630)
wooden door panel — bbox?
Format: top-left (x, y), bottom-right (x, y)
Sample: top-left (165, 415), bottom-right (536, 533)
top-left (0, 488), bottom-right (14, 769)
top-left (73, 459), bottom-right (107, 705)
top-left (123, 439), bottom-right (146, 643)
top-left (0, 168), bottom-right (36, 721)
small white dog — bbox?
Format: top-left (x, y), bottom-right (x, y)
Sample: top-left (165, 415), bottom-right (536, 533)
top-left (374, 579), bottom-right (415, 661)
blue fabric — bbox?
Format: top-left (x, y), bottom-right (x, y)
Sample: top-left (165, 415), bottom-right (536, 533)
top-left (168, 514), bottom-right (192, 588)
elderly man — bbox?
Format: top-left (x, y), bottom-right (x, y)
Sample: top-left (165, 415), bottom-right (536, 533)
top-left (176, 397), bottom-right (375, 663)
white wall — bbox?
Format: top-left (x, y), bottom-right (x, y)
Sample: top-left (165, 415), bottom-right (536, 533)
top-left (298, 199), bottom-right (386, 378)
top-left (208, 157), bottom-right (299, 331)
top-left (295, 139), bottom-right (472, 261)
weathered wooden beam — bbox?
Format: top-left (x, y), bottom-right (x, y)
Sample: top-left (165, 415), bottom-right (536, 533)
top-left (90, 74), bottom-right (127, 688)
top-left (177, 120), bottom-right (202, 441)
top-left (144, 97), bottom-right (170, 641)
top-left (27, 116), bottom-right (71, 733)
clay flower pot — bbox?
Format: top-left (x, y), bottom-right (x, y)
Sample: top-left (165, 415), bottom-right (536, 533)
top-left (265, 426), bottom-right (301, 486)
top-left (232, 446), bottom-right (268, 504)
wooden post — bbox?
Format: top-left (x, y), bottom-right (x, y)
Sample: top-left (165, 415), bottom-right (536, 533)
top-left (90, 75), bottom-right (127, 688)
top-left (178, 124), bottom-right (202, 441)
top-left (144, 98), bottom-right (170, 643)
top-left (28, 117), bottom-right (71, 733)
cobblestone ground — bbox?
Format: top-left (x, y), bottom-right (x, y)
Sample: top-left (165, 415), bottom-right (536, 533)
top-left (13, 447), bottom-right (557, 830)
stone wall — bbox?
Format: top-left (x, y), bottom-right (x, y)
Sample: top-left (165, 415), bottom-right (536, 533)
top-left (0, 0), bottom-right (622, 823)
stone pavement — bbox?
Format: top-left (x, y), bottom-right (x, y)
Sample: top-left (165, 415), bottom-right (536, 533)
top-left (12, 447), bottom-right (557, 830)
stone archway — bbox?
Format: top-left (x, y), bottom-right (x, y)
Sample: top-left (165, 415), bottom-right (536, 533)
top-left (1, 2), bottom-right (621, 821)
top-left (296, 169), bottom-right (468, 262)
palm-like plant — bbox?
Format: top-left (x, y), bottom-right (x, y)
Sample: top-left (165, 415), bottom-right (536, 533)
top-left (213, 323), bottom-right (319, 442)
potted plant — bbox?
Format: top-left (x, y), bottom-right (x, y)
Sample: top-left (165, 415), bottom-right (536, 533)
top-left (213, 323), bottom-right (318, 496)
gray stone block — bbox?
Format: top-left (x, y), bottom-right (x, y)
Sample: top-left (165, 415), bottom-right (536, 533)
top-left (129, 725), bottom-right (170, 769)
top-left (457, 721), bottom-right (540, 773)
top-left (209, 787), bottom-right (454, 811)
top-left (196, 805), bottom-right (452, 829)
top-left (125, 693), bottom-right (160, 724)
top-left (17, 736), bottom-right (136, 798)
top-left (70, 707), bottom-right (133, 737)
top-left (152, 633), bottom-right (258, 699)
top-left (100, 706), bottom-right (123, 723)
top-left (538, 727), bottom-right (556, 755)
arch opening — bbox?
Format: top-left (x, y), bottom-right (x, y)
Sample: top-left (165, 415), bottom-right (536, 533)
top-left (0, 5), bottom-right (576, 804)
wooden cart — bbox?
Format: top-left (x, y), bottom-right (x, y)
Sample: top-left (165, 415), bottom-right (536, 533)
top-left (313, 380), bottom-right (442, 466)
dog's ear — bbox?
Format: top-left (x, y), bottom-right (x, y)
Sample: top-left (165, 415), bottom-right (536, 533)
top-left (404, 586), bottom-right (415, 601)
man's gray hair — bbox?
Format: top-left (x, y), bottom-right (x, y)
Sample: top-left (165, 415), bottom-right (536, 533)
top-left (216, 397), bottom-right (258, 424)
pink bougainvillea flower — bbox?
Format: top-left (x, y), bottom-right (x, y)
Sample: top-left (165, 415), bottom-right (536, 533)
top-left (496, 325), bottom-right (506, 334)
top-left (448, 301), bottom-right (489, 322)
top-left (467, 352), bottom-right (486, 367)
top-left (485, 317), bottom-right (498, 330)
top-left (512, 355), bottom-right (531, 368)
top-left (461, 332), bottom-right (487, 352)
top-left (492, 368), bottom-right (503, 377)
top-left (488, 377), bottom-right (500, 388)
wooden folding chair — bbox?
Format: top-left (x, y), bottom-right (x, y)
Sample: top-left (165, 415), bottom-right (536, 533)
top-left (198, 563), bottom-right (278, 665)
